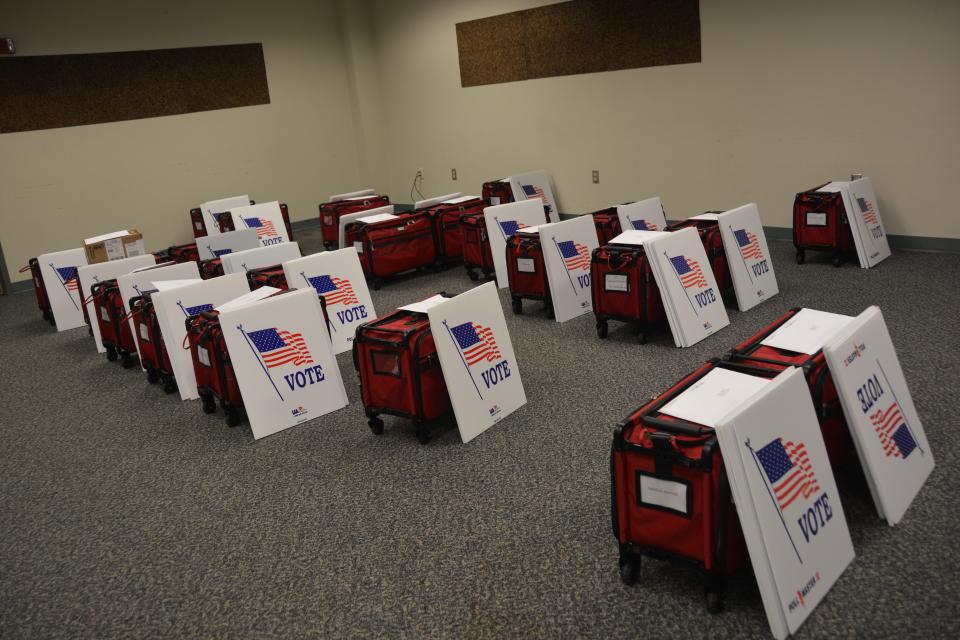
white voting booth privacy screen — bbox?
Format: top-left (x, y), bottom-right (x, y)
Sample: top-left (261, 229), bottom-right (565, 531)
top-left (78, 254), bottom-right (157, 353)
top-left (117, 262), bottom-right (201, 368)
top-left (197, 229), bottom-right (260, 261)
top-left (616, 197), bottom-right (668, 232)
top-left (537, 216), bottom-right (599, 322)
top-left (509, 170), bottom-right (560, 223)
top-left (200, 195), bottom-right (250, 237)
top-left (823, 307), bottom-right (933, 525)
top-left (484, 200), bottom-right (547, 289)
top-left (282, 248), bottom-right (377, 355)
top-left (37, 248), bottom-right (88, 331)
top-left (818, 178), bottom-right (890, 268)
top-left (414, 193), bottom-right (461, 209)
top-left (220, 242), bottom-right (302, 275)
top-left (716, 204), bottom-right (779, 312)
top-left (219, 288), bottom-right (348, 440)
top-left (689, 368), bottom-right (854, 640)
top-left (329, 188), bottom-right (374, 202)
top-left (646, 228), bottom-right (729, 347)
top-left (427, 283), bottom-right (526, 443)
top-left (152, 274), bottom-right (250, 401)
top-left (338, 206), bottom-right (395, 248)
top-left (230, 201), bottom-right (290, 247)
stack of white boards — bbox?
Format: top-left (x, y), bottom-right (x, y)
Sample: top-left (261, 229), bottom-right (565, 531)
top-left (818, 177), bottom-right (891, 268)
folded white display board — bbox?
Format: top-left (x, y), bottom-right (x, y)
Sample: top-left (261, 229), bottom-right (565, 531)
top-left (716, 204), bottom-right (779, 311)
top-left (645, 228), bottom-right (729, 347)
top-left (818, 178), bottom-right (890, 268)
top-left (537, 215), bottom-right (599, 322)
top-left (509, 170), bottom-right (560, 223)
top-left (761, 308), bottom-right (854, 356)
top-left (117, 262), bottom-right (201, 368)
top-left (219, 288), bottom-right (348, 440)
top-left (328, 188), bottom-right (375, 202)
top-left (152, 273), bottom-right (250, 400)
top-left (484, 200), bottom-right (546, 289)
top-left (199, 195), bottom-right (250, 237)
top-left (338, 205), bottom-right (395, 248)
top-left (37, 248), bottom-right (88, 331)
top-left (414, 193), bottom-right (461, 210)
top-left (197, 229), bottom-right (260, 261)
top-left (220, 242), bottom-right (302, 275)
top-left (282, 248), bottom-right (377, 355)
top-left (713, 368), bottom-right (855, 639)
top-left (616, 197), bottom-right (668, 232)
top-left (229, 201), bottom-right (290, 247)
top-left (822, 307), bottom-right (933, 525)
top-left (77, 254), bottom-right (157, 353)
top-left (215, 287), bottom-right (281, 313)
top-left (427, 283), bottom-right (526, 443)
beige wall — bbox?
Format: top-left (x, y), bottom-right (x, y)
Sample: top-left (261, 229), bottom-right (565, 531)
top-left (361, 0), bottom-right (960, 239)
top-left (1, 0), bottom-right (363, 283)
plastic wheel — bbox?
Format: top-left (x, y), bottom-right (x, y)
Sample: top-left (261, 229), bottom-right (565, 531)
top-left (163, 379), bottom-right (178, 394)
top-left (225, 406), bottom-right (242, 428)
top-left (371, 279), bottom-right (382, 291)
top-left (619, 560), bottom-right (639, 585)
top-left (105, 345), bottom-right (118, 362)
top-left (637, 331), bottom-right (647, 345)
top-left (201, 394), bottom-right (217, 414)
top-left (705, 590), bottom-right (723, 614)
top-left (368, 417), bottom-right (385, 435)
top-left (511, 298), bottom-right (523, 315)
top-left (146, 368), bottom-right (160, 384)
top-left (795, 249), bottom-right (805, 265)
top-left (546, 305), bottom-right (555, 319)
top-left (832, 256), bottom-right (842, 268)
top-left (597, 320), bottom-right (609, 339)
top-left (120, 353), bottom-right (136, 369)
top-left (431, 262), bottom-right (443, 273)
top-left (466, 269), bottom-right (479, 282)
top-left (416, 426), bottom-right (431, 445)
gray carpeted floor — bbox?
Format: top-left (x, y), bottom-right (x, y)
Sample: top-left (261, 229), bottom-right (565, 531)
top-left (2, 231), bottom-right (959, 639)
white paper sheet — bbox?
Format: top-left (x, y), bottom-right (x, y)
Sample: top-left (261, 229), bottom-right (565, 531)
top-left (660, 368), bottom-right (770, 427)
top-left (398, 294), bottom-right (449, 314)
top-left (215, 287), bottom-right (282, 313)
top-left (761, 308), bottom-right (854, 355)
top-left (609, 230), bottom-right (669, 246)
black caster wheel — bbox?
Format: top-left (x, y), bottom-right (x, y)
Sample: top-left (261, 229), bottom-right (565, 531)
top-left (120, 353), bottom-right (136, 369)
top-left (637, 332), bottom-right (647, 344)
top-left (416, 426), bottom-right (431, 445)
top-left (511, 298), bottom-right (523, 315)
top-left (431, 262), bottom-right (443, 273)
top-left (597, 320), bottom-right (609, 339)
top-left (371, 279), bottom-right (382, 291)
top-left (795, 249), bottom-right (805, 265)
top-left (200, 394), bottom-right (217, 414)
top-left (163, 379), bottom-right (178, 394)
top-left (105, 345), bottom-right (118, 362)
top-left (466, 269), bottom-right (479, 281)
top-left (146, 368), bottom-right (160, 384)
top-left (832, 256), bottom-right (842, 268)
top-left (619, 560), bottom-right (639, 585)
top-left (368, 417), bottom-right (384, 435)
top-left (705, 590), bottom-right (723, 614)
top-left (225, 406), bottom-right (242, 428)
top-left (546, 305), bottom-right (555, 319)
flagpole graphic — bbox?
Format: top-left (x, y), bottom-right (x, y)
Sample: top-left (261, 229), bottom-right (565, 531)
top-left (664, 251), bottom-right (699, 316)
top-left (443, 320), bottom-right (484, 400)
top-left (50, 263), bottom-right (80, 311)
top-left (746, 439), bottom-right (803, 564)
top-left (237, 324), bottom-right (285, 402)
top-left (300, 271), bottom-right (339, 333)
top-left (875, 359), bottom-right (924, 456)
top-left (552, 237), bottom-right (579, 296)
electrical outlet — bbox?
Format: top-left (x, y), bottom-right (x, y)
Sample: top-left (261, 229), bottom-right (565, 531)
top-left (592, 170), bottom-right (599, 184)
top-left (451, 168), bottom-right (458, 181)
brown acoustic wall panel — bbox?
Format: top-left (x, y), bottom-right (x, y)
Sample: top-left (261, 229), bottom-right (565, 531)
top-left (456, 0), bottom-right (700, 87)
top-left (0, 43), bottom-right (270, 134)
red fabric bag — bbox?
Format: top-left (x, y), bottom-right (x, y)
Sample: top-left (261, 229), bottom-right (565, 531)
top-left (246, 264), bottom-right (289, 291)
top-left (91, 279), bottom-right (139, 368)
top-left (20, 258), bottom-right (54, 325)
top-left (793, 183), bottom-right (856, 266)
top-left (129, 293), bottom-right (178, 394)
top-left (167, 242), bottom-right (200, 264)
top-left (318, 195), bottom-right (390, 250)
top-left (420, 197), bottom-right (486, 262)
top-left (590, 243), bottom-right (666, 343)
top-left (186, 310), bottom-right (244, 427)
top-left (505, 232), bottom-right (552, 316)
top-left (345, 212), bottom-right (438, 289)
top-left (586, 207), bottom-right (622, 245)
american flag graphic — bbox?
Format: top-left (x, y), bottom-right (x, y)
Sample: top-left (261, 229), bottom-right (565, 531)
top-left (521, 184), bottom-right (546, 202)
top-left (870, 402), bottom-right (917, 459)
top-left (244, 216), bottom-right (279, 238)
top-left (669, 255), bottom-right (708, 289)
top-left (755, 438), bottom-right (821, 512)
top-left (856, 197), bottom-right (879, 225)
top-left (246, 328), bottom-right (313, 368)
top-left (306, 275), bottom-right (359, 306)
top-left (212, 248), bottom-right (233, 257)
top-left (631, 219), bottom-right (658, 231)
top-left (55, 266), bottom-right (80, 291)
top-left (734, 228), bottom-right (764, 260)
top-left (499, 220), bottom-right (530, 237)
top-left (178, 302), bottom-right (214, 317)
top-left (450, 322), bottom-right (502, 366)
top-left (557, 240), bottom-right (591, 271)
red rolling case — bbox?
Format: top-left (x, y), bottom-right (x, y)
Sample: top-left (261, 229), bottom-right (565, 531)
top-left (318, 195), bottom-right (390, 250)
top-left (610, 360), bottom-right (781, 613)
top-left (247, 264), bottom-right (289, 291)
top-left (666, 215), bottom-right (732, 297)
top-left (199, 258), bottom-right (224, 280)
top-left (482, 179), bottom-right (514, 206)
top-left (793, 183), bottom-right (856, 267)
top-left (91, 279), bottom-right (139, 368)
top-left (461, 210), bottom-right (497, 282)
top-left (421, 197), bottom-right (486, 263)
top-left (20, 258), bottom-right (55, 325)
top-left (505, 232), bottom-right (553, 317)
top-left (345, 212), bottom-right (438, 289)
top-left (587, 207), bottom-right (622, 245)
top-left (129, 293), bottom-right (178, 393)
top-left (189, 199), bottom-right (256, 238)
top-left (217, 203), bottom-right (295, 242)
top-left (167, 242), bottom-right (199, 264)
top-left (590, 243), bottom-right (666, 343)
top-left (353, 305), bottom-right (452, 444)
top-left (723, 307), bottom-right (853, 467)
top-left (186, 310), bottom-right (244, 427)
